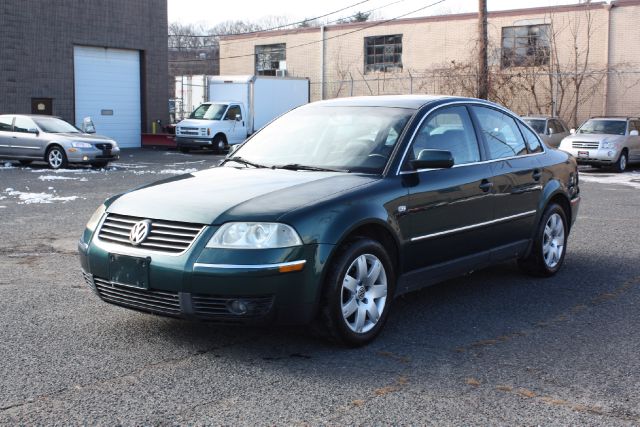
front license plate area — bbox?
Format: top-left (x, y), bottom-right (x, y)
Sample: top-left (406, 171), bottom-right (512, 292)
top-left (578, 151), bottom-right (589, 158)
top-left (109, 254), bottom-right (150, 289)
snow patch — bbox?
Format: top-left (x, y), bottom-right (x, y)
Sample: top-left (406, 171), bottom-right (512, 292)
top-left (4, 189), bottom-right (80, 204)
top-left (579, 171), bottom-right (640, 189)
top-left (38, 175), bottom-right (78, 181)
top-left (1, 162), bottom-right (15, 169)
top-left (158, 168), bottom-right (198, 175)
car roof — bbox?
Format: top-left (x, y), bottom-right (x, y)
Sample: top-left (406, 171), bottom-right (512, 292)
top-left (522, 116), bottom-right (558, 120)
top-left (0, 114), bottom-right (60, 119)
top-left (307, 95), bottom-right (500, 110)
top-left (589, 116), bottom-right (638, 121)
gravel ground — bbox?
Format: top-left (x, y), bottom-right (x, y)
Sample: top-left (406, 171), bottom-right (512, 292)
top-left (0, 149), bottom-right (639, 425)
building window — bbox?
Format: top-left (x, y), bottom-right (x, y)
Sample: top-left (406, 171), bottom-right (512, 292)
top-left (364, 35), bottom-right (402, 73)
top-left (501, 24), bottom-right (550, 68)
top-left (255, 44), bottom-right (286, 76)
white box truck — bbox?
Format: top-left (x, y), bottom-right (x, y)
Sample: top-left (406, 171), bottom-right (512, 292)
top-left (175, 75), bottom-right (310, 153)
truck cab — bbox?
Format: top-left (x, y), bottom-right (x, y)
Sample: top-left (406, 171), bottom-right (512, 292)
top-left (175, 102), bottom-right (247, 153)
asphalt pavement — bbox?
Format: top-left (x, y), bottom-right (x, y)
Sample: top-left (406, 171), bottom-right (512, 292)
top-left (0, 149), bottom-right (639, 425)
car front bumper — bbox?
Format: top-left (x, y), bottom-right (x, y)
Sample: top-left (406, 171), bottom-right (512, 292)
top-left (175, 136), bottom-right (214, 148)
top-left (66, 146), bottom-right (121, 163)
top-left (561, 147), bottom-right (620, 165)
top-left (78, 230), bottom-right (332, 324)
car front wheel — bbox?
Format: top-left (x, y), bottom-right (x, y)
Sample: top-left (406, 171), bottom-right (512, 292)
top-left (519, 203), bottom-right (568, 277)
top-left (315, 238), bottom-right (395, 346)
top-left (612, 150), bottom-right (628, 173)
top-left (46, 146), bottom-right (68, 169)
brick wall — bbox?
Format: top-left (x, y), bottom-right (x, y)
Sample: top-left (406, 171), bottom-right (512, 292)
top-left (0, 0), bottom-right (168, 131)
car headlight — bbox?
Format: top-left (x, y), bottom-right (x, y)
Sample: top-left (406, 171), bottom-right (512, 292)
top-left (85, 204), bottom-right (106, 231)
top-left (207, 222), bottom-right (303, 249)
top-left (601, 140), bottom-right (616, 149)
top-left (71, 141), bottom-right (93, 148)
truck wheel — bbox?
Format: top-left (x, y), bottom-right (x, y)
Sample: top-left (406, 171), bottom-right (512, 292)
top-left (213, 135), bottom-right (227, 154)
top-left (179, 147), bottom-right (190, 154)
top-left (90, 161), bottom-right (109, 169)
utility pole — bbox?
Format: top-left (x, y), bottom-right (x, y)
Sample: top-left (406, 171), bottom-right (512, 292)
top-left (478, 0), bottom-right (489, 99)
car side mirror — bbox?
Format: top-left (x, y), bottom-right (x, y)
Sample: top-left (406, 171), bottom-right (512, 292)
top-left (630, 130), bottom-right (639, 136)
top-left (235, 114), bottom-right (242, 122)
top-left (27, 128), bottom-right (39, 135)
top-left (82, 117), bottom-right (96, 134)
top-left (548, 127), bottom-right (554, 135)
top-left (570, 128), bottom-right (576, 135)
top-left (410, 149), bottom-right (454, 170)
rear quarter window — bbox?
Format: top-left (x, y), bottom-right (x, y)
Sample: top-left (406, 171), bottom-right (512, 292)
top-left (519, 122), bottom-right (543, 153)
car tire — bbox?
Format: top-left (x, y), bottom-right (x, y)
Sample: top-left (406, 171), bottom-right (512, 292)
top-left (612, 150), bottom-right (628, 173)
top-left (18, 160), bottom-right (32, 166)
top-left (46, 145), bottom-right (68, 169)
top-left (314, 238), bottom-right (395, 346)
top-left (179, 147), bottom-right (190, 154)
top-left (213, 135), bottom-right (227, 154)
top-left (90, 161), bottom-right (109, 169)
top-left (518, 203), bottom-right (568, 277)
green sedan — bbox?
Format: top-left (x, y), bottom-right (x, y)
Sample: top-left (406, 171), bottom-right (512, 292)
top-left (79, 95), bottom-right (581, 346)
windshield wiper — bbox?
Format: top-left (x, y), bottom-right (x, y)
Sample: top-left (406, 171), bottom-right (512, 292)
top-left (274, 163), bottom-right (349, 173)
top-left (223, 156), bottom-right (268, 169)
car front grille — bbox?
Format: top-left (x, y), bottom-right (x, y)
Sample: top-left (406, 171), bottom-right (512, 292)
top-left (572, 141), bottom-right (600, 149)
top-left (98, 213), bottom-right (205, 254)
top-left (95, 143), bottom-right (113, 150)
top-left (93, 277), bottom-right (181, 316)
top-left (179, 127), bottom-right (200, 135)
top-left (192, 294), bottom-right (274, 319)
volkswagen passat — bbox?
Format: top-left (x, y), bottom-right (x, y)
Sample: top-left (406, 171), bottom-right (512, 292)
top-left (79, 96), bottom-right (580, 346)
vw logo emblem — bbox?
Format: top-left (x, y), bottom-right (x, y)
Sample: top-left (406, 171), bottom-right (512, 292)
top-left (129, 220), bottom-right (152, 245)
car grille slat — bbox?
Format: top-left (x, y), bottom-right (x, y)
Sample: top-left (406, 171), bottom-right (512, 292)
top-left (572, 141), bottom-right (600, 149)
top-left (93, 277), bottom-right (181, 315)
top-left (98, 213), bottom-right (204, 254)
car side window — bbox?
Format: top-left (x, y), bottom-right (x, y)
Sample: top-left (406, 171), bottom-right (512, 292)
top-left (629, 120), bottom-right (640, 133)
top-left (470, 106), bottom-right (528, 159)
top-left (224, 105), bottom-right (242, 121)
top-left (13, 117), bottom-right (36, 133)
top-left (556, 120), bottom-right (568, 133)
top-left (0, 116), bottom-right (12, 132)
top-left (410, 106), bottom-right (480, 166)
top-left (519, 122), bottom-right (543, 153)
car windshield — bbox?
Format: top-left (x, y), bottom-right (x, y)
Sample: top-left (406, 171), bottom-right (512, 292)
top-left (189, 103), bottom-right (228, 120)
top-left (524, 119), bottom-right (545, 134)
top-left (32, 117), bottom-right (80, 133)
top-left (228, 106), bottom-right (413, 174)
top-left (578, 119), bottom-right (626, 135)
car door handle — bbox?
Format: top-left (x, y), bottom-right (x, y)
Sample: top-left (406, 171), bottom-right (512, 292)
top-left (532, 169), bottom-right (542, 181)
top-left (479, 179), bottom-right (493, 192)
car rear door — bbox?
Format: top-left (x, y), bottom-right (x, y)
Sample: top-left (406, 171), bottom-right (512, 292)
top-left (10, 116), bottom-right (43, 158)
top-left (469, 106), bottom-right (542, 255)
top-left (628, 120), bottom-right (640, 162)
top-left (400, 105), bottom-right (494, 278)
top-left (0, 116), bottom-right (13, 157)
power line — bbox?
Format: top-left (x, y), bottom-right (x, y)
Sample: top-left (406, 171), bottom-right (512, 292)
top-left (169, 0), bottom-right (448, 63)
top-left (169, 0), bottom-right (371, 38)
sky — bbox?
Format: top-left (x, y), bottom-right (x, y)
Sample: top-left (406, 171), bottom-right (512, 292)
top-left (167, 0), bottom-right (584, 27)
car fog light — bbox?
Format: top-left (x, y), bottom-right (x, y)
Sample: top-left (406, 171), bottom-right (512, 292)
top-left (608, 151), bottom-right (615, 157)
top-left (83, 155), bottom-right (89, 161)
top-left (228, 300), bottom-right (249, 315)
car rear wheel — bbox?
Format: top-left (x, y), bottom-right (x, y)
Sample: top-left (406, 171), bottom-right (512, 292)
top-left (315, 238), bottom-right (395, 346)
top-left (612, 150), bottom-right (628, 173)
top-left (46, 146), bottom-right (68, 169)
top-left (518, 203), bottom-right (568, 277)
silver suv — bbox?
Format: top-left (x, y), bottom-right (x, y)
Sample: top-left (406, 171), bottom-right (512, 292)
top-left (559, 117), bottom-right (640, 172)
top-left (522, 116), bottom-right (570, 148)
top-left (0, 114), bottom-right (120, 169)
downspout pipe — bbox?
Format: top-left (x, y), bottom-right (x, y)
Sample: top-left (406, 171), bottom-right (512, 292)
top-left (320, 25), bottom-right (325, 100)
top-left (602, 2), bottom-right (614, 115)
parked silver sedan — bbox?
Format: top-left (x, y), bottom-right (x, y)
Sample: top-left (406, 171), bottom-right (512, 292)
top-left (522, 116), bottom-right (570, 148)
top-left (559, 116), bottom-right (640, 172)
top-left (0, 114), bottom-right (120, 169)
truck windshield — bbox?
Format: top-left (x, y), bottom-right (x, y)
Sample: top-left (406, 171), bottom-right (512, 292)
top-left (229, 106), bottom-right (413, 174)
top-left (523, 119), bottom-right (545, 134)
top-left (190, 104), bottom-right (228, 120)
top-left (578, 119), bottom-right (626, 135)
top-left (32, 117), bottom-right (80, 133)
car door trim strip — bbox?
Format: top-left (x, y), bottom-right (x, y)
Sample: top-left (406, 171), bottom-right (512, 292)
top-left (410, 210), bottom-right (536, 242)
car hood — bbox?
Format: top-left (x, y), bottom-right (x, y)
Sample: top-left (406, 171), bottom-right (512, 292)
top-left (106, 166), bottom-right (378, 224)
top-left (48, 132), bottom-right (116, 144)
top-left (177, 119), bottom-right (219, 127)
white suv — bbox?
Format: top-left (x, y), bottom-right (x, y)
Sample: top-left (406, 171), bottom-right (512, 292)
top-left (559, 117), bottom-right (640, 172)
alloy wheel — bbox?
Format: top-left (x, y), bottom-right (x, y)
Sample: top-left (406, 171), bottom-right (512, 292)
top-left (340, 253), bottom-right (388, 334)
top-left (542, 213), bottom-right (565, 268)
top-left (48, 149), bottom-right (63, 168)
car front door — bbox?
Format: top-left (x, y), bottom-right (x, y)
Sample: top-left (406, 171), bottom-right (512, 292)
top-left (11, 116), bottom-right (43, 158)
top-left (469, 106), bottom-right (543, 255)
top-left (399, 105), bottom-right (495, 282)
top-left (0, 116), bottom-right (13, 157)
top-left (223, 105), bottom-right (247, 145)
